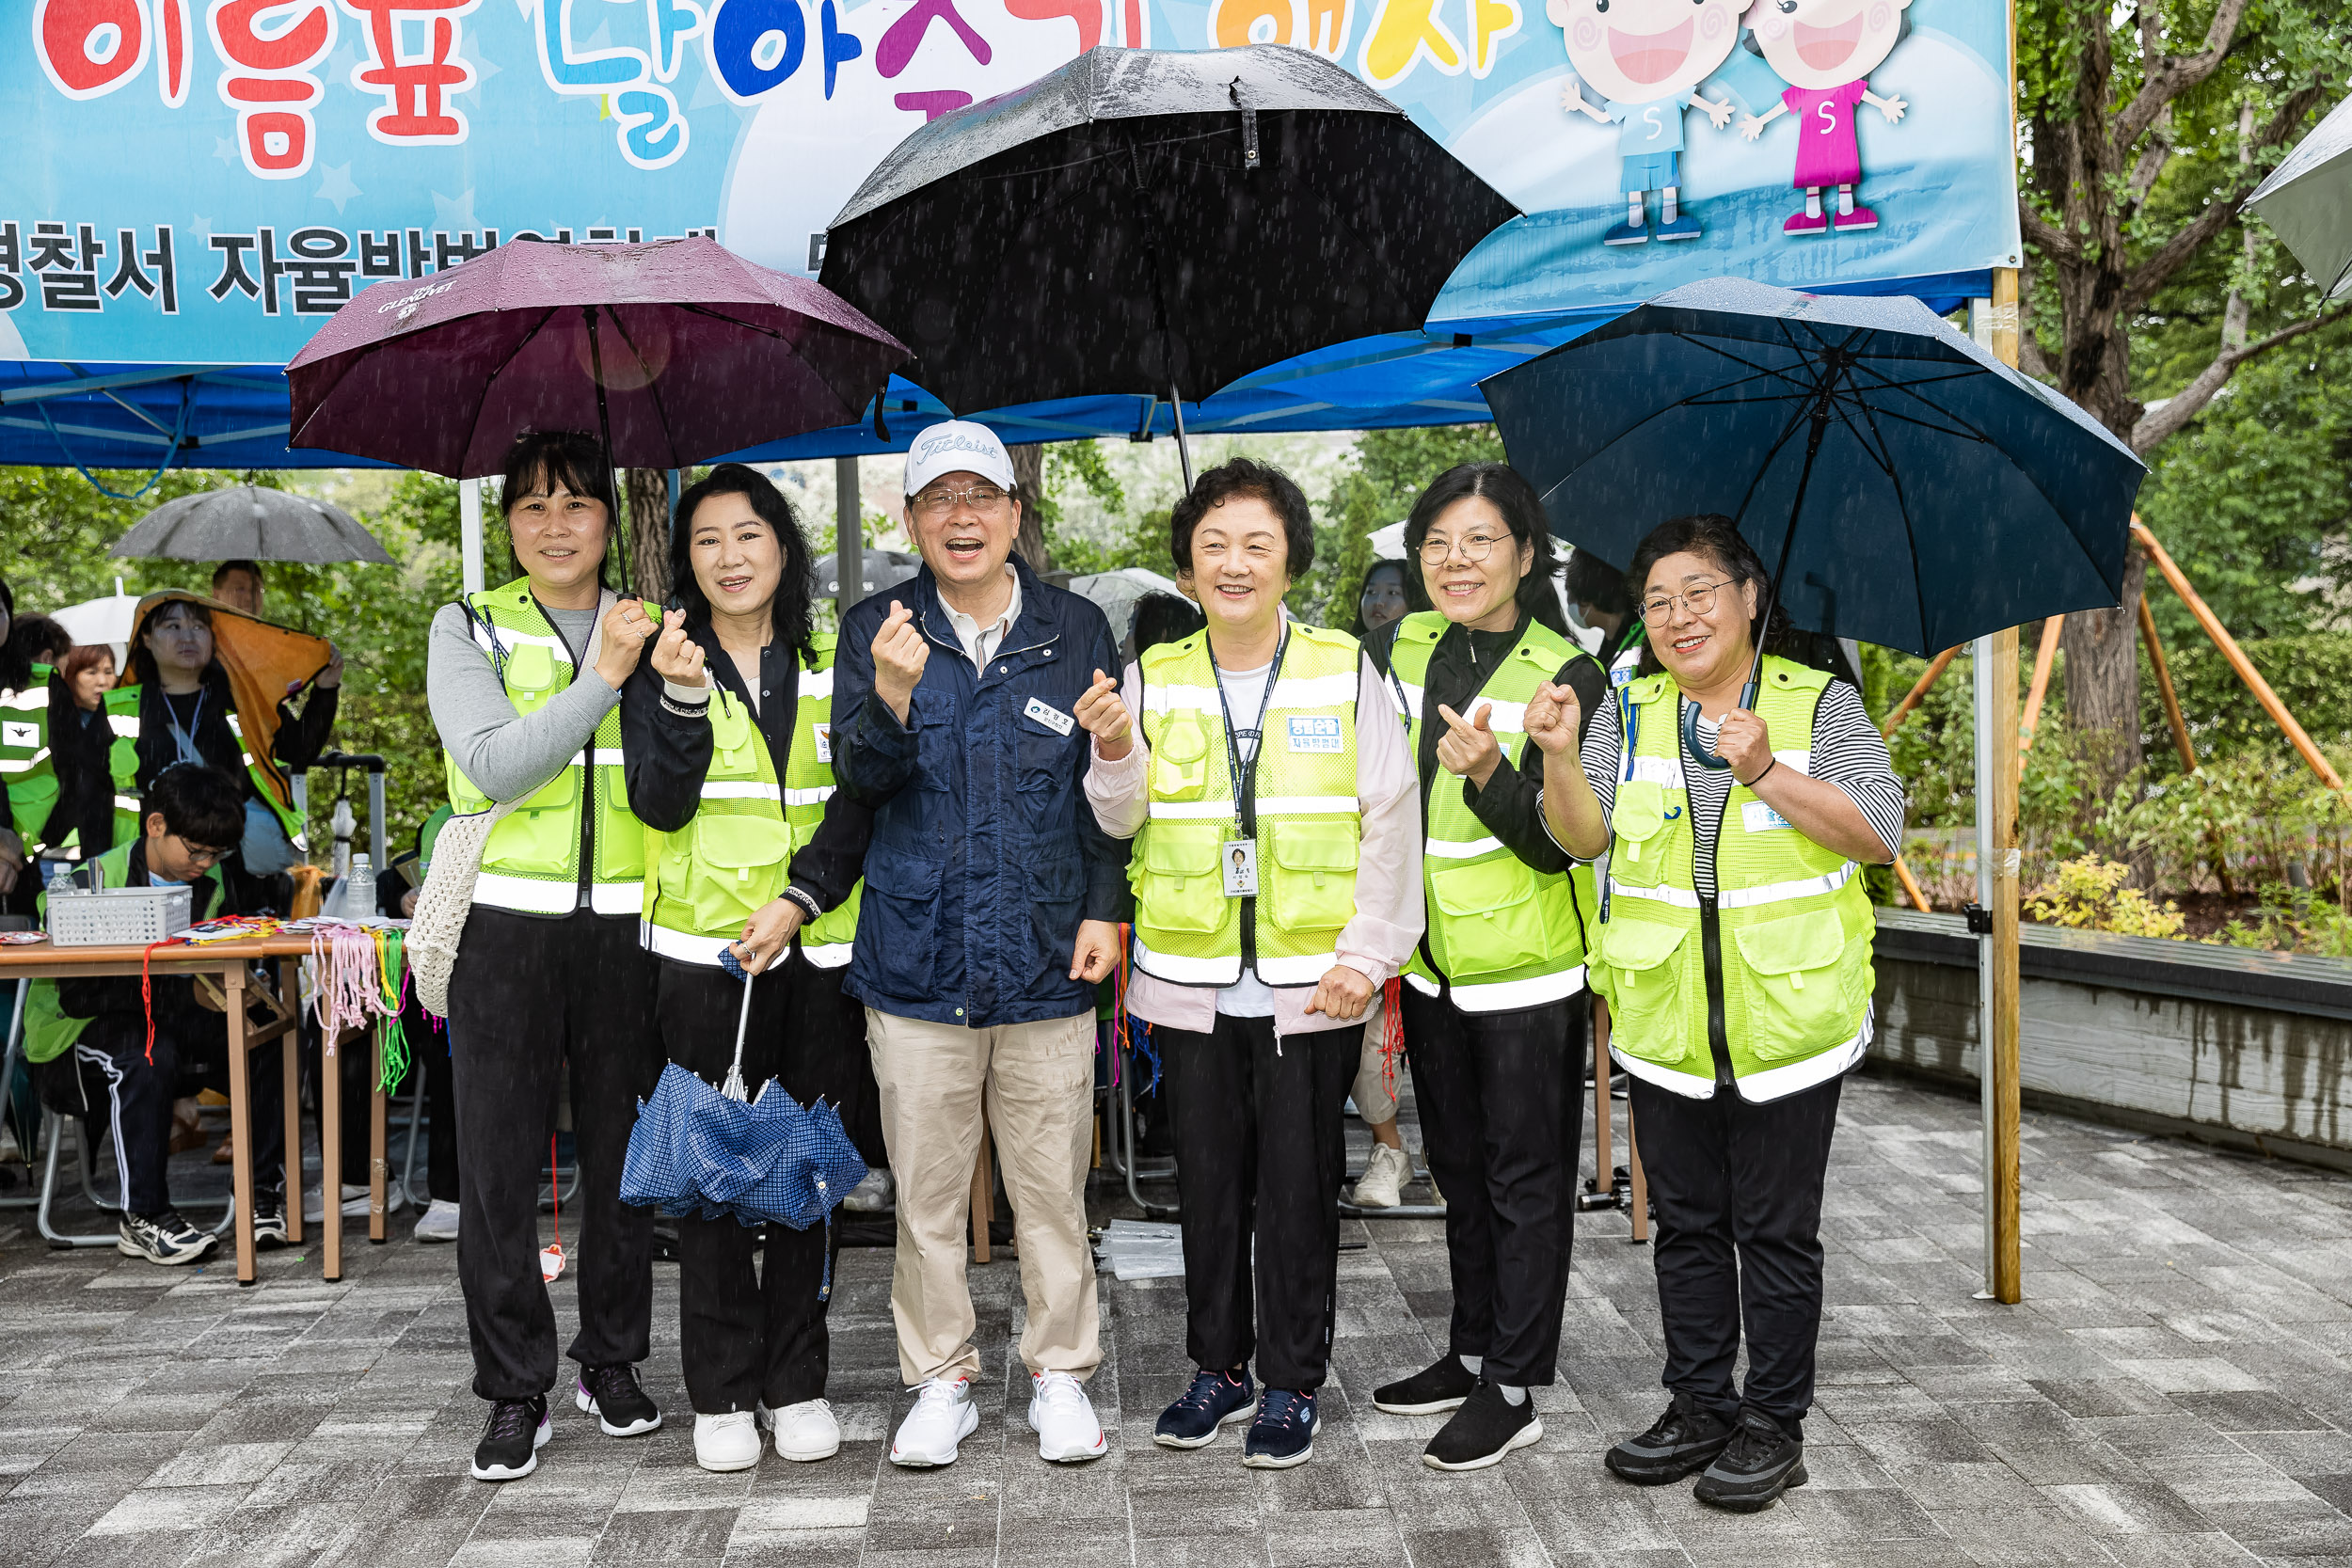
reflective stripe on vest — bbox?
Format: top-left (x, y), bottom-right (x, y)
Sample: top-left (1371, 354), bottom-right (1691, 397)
top-left (1589, 654), bottom-right (1874, 1089)
top-left (1131, 625), bottom-right (1364, 990)
top-left (442, 580), bottom-right (644, 916)
top-left (1388, 614), bottom-right (1594, 1013)
top-left (1, 671), bottom-right (58, 845)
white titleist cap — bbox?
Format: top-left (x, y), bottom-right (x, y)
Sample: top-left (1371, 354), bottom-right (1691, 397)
top-left (902, 420), bottom-right (1015, 498)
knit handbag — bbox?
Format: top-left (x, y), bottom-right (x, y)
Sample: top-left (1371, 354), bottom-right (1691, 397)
top-left (406, 799), bottom-right (516, 1019)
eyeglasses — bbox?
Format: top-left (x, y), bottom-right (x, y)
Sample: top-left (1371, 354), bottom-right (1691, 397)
top-left (1417, 531), bottom-right (1509, 565)
top-left (913, 483), bottom-right (1009, 518)
top-left (173, 838), bottom-right (231, 867)
top-left (1637, 579), bottom-right (1737, 622)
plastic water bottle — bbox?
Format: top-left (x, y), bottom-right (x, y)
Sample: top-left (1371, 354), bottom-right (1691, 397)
top-left (336, 854), bottom-right (373, 921)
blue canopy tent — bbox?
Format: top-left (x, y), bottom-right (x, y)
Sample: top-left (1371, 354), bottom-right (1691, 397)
top-left (0, 272), bottom-right (1989, 484)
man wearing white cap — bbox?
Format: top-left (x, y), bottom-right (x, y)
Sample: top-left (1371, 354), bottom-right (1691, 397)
top-left (825, 421), bottom-right (1128, 1468)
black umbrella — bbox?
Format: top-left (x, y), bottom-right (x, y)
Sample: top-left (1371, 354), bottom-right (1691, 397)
top-left (1483, 278), bottom-right (2146, 768)
top-left (819, 43), bottom-right (1518, 483)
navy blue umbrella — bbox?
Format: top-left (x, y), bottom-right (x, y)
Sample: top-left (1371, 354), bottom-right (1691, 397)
top-left (1483, 278), bottom-right (2146, 764)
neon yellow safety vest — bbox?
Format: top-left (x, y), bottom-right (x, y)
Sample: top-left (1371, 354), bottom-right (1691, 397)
top-left (443, 579), bottom-right (644, 917)
top-left (1, 667), bottom-right (57, 847)
top-left (1588, 655), bottom-right (1875, 1090)
top-left (1385, 613), bottom-right (1597, 1012)
top-left (1131, 624), bottom-right (1365, 989)
top-left (104, 684), bottom-right (308, 847)
top-left (640, 638), bottom-right (863, 968)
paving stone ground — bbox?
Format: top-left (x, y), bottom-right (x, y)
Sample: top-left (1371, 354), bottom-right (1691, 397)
top-left (0, 1066), bottom-right (2347, 1566)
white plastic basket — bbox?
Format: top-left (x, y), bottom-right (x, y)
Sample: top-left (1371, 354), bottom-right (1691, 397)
top-left (46, 886), bottom-right (194, 948)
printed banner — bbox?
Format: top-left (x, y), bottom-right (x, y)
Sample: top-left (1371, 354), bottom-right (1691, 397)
top-left (2, 0), bottom-right (2019, 365)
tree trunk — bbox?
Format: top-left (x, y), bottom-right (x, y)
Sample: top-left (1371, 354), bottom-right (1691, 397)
top-left (625, 469), bottom-right (671, 603)
top-left (2058, 552), bottom-right (2148, 780)
top-left (1009, 444), bottom-right (1049, 571)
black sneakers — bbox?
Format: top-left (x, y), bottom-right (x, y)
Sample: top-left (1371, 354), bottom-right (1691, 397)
top-left (576, 1364), bottom-right (662, 1436)
top-left (1423, 1380), bottom-right (1543, 1471)
top-left (1605, 1390), bottom-right (1737, 1483)
top-left (471, 1395), bottom-right (551, 1481)
top-left (251, 1199), bottom-right (288, 1250)
top-left (117, 1211), bottom-right (216, 1265)
top-left (1693, 1409), bottom-right (1808, 1511)
top-left (1373, 1354), bottom-right (1479, 1416)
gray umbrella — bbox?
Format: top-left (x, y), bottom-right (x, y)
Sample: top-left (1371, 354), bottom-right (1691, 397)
top-left (110, 484), bottom-right (395, 564)
top-left (2248, 88), bottom-right (2352, 300)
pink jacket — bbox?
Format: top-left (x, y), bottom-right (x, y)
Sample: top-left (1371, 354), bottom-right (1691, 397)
top-left (1084, 648), bottom-right (1425, 1039)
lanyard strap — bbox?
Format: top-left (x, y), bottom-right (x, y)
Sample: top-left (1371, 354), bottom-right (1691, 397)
top-left (167, 688), bottom-right (208, 766)
top-left (1206, 624), bottom-right (1290, 838)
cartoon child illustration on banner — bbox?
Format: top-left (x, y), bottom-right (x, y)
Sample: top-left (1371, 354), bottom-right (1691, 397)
top-left (1545, 0), bottom-right (1755, 246)
top-left (1740, 0), bottom-right (1912, 234)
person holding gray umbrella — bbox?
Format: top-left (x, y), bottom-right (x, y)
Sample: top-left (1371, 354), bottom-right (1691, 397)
top-left (1535, 514), bottom-right (1905, 1513)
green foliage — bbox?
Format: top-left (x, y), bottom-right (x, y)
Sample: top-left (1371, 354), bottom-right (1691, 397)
top-left (1312, 424), bottom-right (1504, 626)
top-left (2216, 884), bottom-right (2352, 958)
top-left (2025, 854), bottom-right (2187, 939)
top-left (2137, 632), bottom-right (2352, 768)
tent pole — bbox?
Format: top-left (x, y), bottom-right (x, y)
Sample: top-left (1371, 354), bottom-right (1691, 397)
top-left (835, 456), bottom-right (862, 617)
top-left (1169, 383), bottom-right (1194, 491)
top-left (460, 478), bottom-right (485, 597)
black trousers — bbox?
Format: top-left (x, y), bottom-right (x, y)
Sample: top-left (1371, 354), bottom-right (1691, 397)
top-left (1163, 1014), bottom-right (1355, 1391)
top-left (71, 1009), bottom-right (287, 1216)
top-left (1628, 1069), bottom-right (1843, 1435)
top-left (448, 907), bottom-right (660, 1402)
top-left (661, 950), bottom-right (855, 1414)
top-left (1401, 985), bottom-right (1583, 1386)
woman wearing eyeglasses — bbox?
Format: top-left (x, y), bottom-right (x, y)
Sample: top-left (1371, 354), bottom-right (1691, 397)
top-left (1357, 463), bottom-right (1606, 1472)
top-left (1535, 514), bottom-right (1903, 1513)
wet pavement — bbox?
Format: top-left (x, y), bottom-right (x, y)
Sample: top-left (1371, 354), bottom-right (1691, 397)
top-left (0, 1066), bottom-right (2349, 1567)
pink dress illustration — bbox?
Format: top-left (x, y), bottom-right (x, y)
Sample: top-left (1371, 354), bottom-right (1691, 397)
top-left (1781, 80), bottom-right (1867, 191)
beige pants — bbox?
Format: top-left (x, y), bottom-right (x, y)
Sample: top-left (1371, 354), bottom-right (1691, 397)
top-left (1352, 1014), bottom-right (1398, 1125)
top-left (866, 1007), bottom-right (1103, 1387)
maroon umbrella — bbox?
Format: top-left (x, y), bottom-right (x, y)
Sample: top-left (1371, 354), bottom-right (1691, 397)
top-left (286, 235), bottom-right (907, 477)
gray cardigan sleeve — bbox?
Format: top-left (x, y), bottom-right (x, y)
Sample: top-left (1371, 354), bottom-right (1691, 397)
top-left (426, 601), bottom-right (620, 804)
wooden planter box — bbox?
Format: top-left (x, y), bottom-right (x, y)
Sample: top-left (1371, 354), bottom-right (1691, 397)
top-left (1871, 909), bottom-right (2352, 1170)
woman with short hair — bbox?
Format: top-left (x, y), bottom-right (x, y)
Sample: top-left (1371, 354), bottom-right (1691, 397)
top-left (1078, 457), bottom-right (1423, 1470)
top-left (1538, 513), bottom-right (1904, 1512)
top-left (44, 642), bottom-right (119, 862)
top-left (426, 431), bottom-right (662, 1483)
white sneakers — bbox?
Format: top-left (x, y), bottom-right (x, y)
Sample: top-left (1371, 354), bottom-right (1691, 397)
top-left (304, 1179), bottom-right (406, 1224)
top-left (414, 1197), bottom-right (460, 1243)
top-left (1028, 1370), bottom-right (1108, 1464)
top-left (773, 1399), bottom-right (841, 1462)
top-left (1352, 1144), bottom-right (1412, 1209)
top-left (693, 1411), bottom-right (765, 1473)
top-left (888, 1372), bottom-right (1110, 1466)
top-left (891, 1377), bottom-right (980, 1467)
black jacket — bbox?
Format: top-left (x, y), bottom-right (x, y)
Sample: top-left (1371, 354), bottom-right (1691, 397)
top-left (618, 621), bottom-right (873, 923)
top-left (131, 664), bottom-right (339, 797)
top-left (1366, 613), bottom-right (1608, 879)
top-left (46, 675), bottom-right (117, 858)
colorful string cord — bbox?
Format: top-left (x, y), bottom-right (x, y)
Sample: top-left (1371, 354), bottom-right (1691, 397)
top-left (1379, 975), bottom-right (1405, 1097)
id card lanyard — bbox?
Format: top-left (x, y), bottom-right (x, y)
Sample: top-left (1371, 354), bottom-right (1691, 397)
top-left (1206, 623), bottom-right (1292, 899)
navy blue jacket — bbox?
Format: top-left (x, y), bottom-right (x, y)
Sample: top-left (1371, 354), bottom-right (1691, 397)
top-left (832, 557), bottom-right (1129, 1027)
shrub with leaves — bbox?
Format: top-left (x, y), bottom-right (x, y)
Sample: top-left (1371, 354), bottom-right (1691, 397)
top-left (2024, 854), bottom-right (2187, 939)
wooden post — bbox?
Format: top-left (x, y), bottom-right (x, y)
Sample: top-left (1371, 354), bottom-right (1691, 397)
top-left (2137, 594), bottom-right (2197, 773)
top-left (1971, 276), bottom-right (2024, 1307)
top-left (2018, 615), bottom-right (2063, 751)
top-left (2135, 518), bottom-right (2345, 792)
top-left (834, 457), bottom-right (862, 616)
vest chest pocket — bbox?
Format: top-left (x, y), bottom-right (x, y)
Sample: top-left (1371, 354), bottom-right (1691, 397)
top-left (1149, 716), bottom-right (1213, 801)
top-left (487, 765), bottom-right (582, 876)
top-left (674, 813), bottom-right (790, 932)
top-left (1264, 818), bottom-right (1359, 936)
top-left (1730, 908), bottom-right (1856, 1059)
top-left (1608, 779), bottom-right (1677, 889)
top-left (505, 643), bottom-right (562, 714)
top-left (1136, 823), bottom-right (1227, 935)
top-left (1593, 914), bottom-right (1698, 1069)
top-left (1427, 857), bottom-right (1547, 974)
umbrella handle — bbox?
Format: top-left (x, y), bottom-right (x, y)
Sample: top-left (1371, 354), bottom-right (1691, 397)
top-left (720, 971), bottom-right (755, 1103)
top-left (1681, 675), bottom-right (1759, 772)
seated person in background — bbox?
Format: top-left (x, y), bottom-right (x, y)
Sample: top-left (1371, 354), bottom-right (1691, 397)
top-left (24, 764), bottom-right (294, 1262)
top-left (45, 642), bottom-right (120, 864)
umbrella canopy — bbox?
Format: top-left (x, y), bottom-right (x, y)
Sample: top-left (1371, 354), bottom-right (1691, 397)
top-left (1483, 278), bottom-right (2147, 662)
top-left (1066, 565), bottom-right (1183, 646)
top-left (110, 484), bottom-right (393, 565)
top-left (285, 236), bottom-right (910, 478)
top-left (819, 44), bottom-right (1518, 420)
top-left (2247, 88), bottom-right (2352, 301)
top-left (49, 582), bottom-right (139, 663)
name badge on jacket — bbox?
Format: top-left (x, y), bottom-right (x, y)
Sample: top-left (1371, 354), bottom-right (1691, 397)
top-left (1286, 716), bottom-right (1343, 752)
top-left (1024, 697), bottom-right (1075, 736)
top-left (1741, 800), bottom-right (1793, 833)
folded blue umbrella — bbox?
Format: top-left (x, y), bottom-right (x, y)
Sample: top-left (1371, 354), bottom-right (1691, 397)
top-left (620, 967), bottom-right (868, 1293)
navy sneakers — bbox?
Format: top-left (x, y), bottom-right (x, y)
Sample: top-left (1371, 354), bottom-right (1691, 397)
top-left (1154, 1368), bottom-right (1256, 1449)
top-left (1242, 1389), bottom-right (1320, 1469)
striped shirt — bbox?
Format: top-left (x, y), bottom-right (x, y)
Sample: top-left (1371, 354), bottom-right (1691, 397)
top-left (1578, 675), bottom-right (1905, 896)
